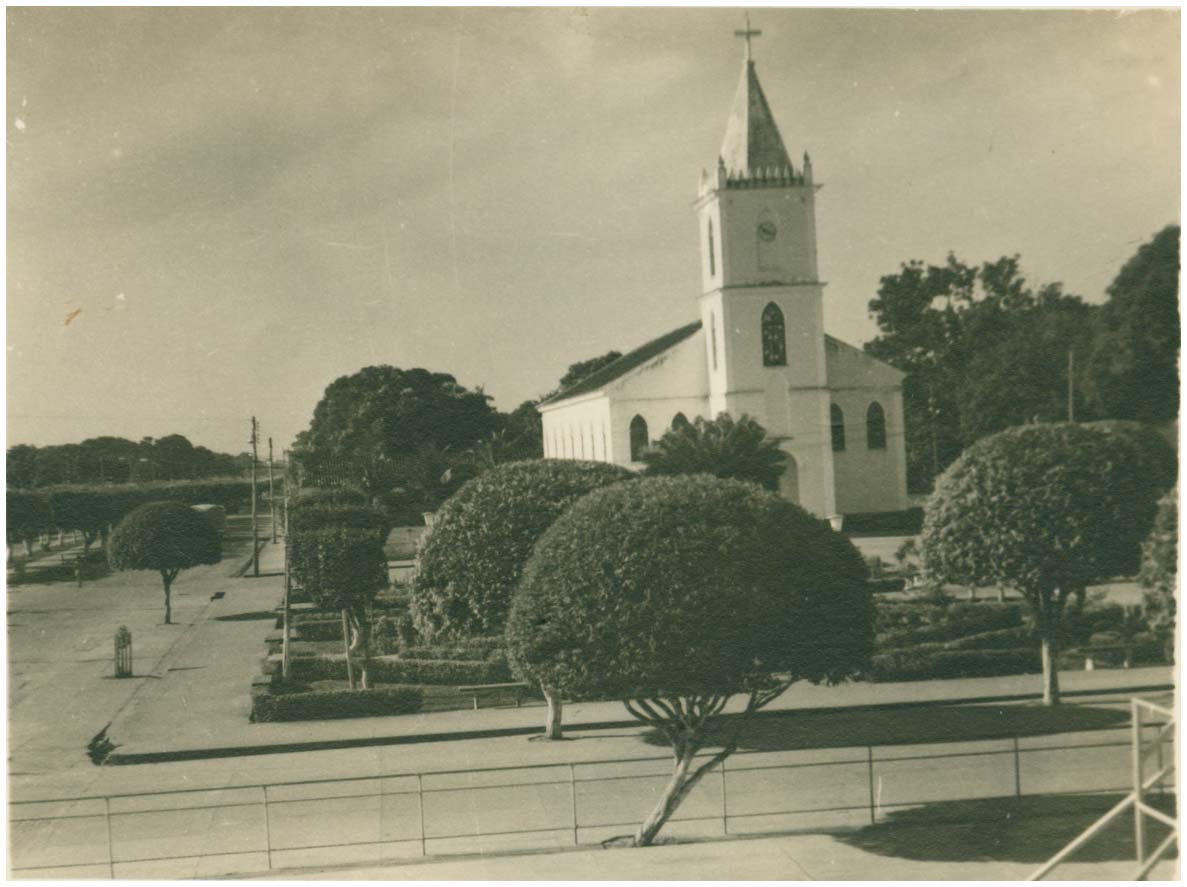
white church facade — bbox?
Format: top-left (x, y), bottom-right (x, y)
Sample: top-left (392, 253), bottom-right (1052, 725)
top-left (538, 41), bottom-right (909, 520)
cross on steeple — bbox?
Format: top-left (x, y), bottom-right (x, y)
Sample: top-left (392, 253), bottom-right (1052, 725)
top-left (734, 12), bottom-right (762, 61)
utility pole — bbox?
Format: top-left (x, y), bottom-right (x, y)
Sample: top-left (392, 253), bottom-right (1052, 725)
top-left (250, 417), bottom-right (259, 577)
top-left (1067, 349), bottom-right (1075, 422)
top-left (282, 482), bottom-right (291, 679)
top-left (268, 437), bottom-right (277, 544)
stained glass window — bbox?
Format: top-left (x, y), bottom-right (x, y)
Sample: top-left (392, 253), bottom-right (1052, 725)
top-left (761, 303), bottom-right (786, 367)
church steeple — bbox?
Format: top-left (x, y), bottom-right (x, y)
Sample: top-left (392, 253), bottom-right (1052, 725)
top-left (718, 23), bottom-right (793, 177)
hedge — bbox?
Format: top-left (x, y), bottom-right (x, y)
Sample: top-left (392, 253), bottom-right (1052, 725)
top-left (292, 487), bottom-right (369, 508)
top-left (24, 477), bottom-right (278, 539)
top-left (6, 490), bottom-right (54, 542)
top-left (287, 655), bottom-right (511, 685)
top-left (398, 636), bottom-right (504, 662)
top-left (866, 647), bottom-right (1041, 683)
top-left (251, 686), bottom-right (422, 722)
top-left (876, 602), bottom-right (1025, 648)
top-left (288, 505), bottom-right (390, 539)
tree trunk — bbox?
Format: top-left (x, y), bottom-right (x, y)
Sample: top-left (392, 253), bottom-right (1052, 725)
top-left (542, 688), bottom-right (563, 740)
top-left (341, 609), bottom-right (356, 690)
top-left (1041, 637), bottom-right (1060, 705)
top-left (161, 571), bottom-right (173, 625)
top-left (350, 609), bottom-right (371, 690)
top-left (634, 743), bottom-right (728, 847)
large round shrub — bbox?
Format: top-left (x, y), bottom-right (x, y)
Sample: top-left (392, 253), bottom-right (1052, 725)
top-left (921, 422), bottom-right (1174, 704)
top-left (1140, 485), bottom-right (1177, 652)
top-left (410, 459), bottom-right (633, 640)
top-left (108, 501), bottom-right (222, 624)
top-left (505, 474), bottom-right (872, 845)
top-left (507, 474), bottom-right (872, 700)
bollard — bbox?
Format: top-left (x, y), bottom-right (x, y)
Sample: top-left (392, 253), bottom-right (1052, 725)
top-left (114, 626), bottom-right (133, 678)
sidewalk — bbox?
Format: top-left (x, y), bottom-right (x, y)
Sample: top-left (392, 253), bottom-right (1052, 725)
top-left (257, 830), bottom-right (1177, 881)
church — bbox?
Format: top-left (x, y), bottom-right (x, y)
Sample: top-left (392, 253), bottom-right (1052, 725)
top-left (537, 33), bottom-right (909, 521)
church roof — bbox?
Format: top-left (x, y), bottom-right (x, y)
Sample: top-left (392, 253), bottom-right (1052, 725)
top-left (719, 60), bottom-right (793, 175)
top-left (540, 321), bottom-right (703, 406)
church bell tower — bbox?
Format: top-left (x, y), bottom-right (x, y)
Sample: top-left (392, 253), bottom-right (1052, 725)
top-left (695, 20), bottom-right (836, 517)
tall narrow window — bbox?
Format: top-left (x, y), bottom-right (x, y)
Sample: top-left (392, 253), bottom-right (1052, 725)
top-left (710, 312), bottom-right (718, 370)
top-left (671, 412), bottom-right (691, 431)
top-left (707, 219), bottom-right (716, 277)
top-left (830, 404), bottom-right (846, 452)
top-left (629, 415), bottom-right (649, 462)
top-left (867, 402), bottom-right (887, 450)
top-left (761, 303), bottom-right (787, 367)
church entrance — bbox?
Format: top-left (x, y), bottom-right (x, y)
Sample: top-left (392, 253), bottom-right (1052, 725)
top-left (779, 452), bottom-right (799, 505)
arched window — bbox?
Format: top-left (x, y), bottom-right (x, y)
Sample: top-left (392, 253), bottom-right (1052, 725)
top-left (671, 412), bottom-right (691, 432)
top-left (830, 404), bottom-right (846, 452)
top-left (761, 303), bottom-right (787, 367)
top-left (867, 402), bottom-right (887, 450)
top-left (707, 218), bottom-right (716, 277)
top-left (629, 415), bottom-right (649, 462)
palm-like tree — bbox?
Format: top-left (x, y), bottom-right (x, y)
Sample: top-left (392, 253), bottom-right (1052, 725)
top-left (641, 413), bottom-right (787, 492)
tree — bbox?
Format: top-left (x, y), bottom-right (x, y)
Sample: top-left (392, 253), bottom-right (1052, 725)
top-left (1084, 225), bottom-right (1180, 425)
top-left (921, 423), bottom-right (1174, 705)
top-left (292, 366), bottom-right (499, 496)
top-left (1140, 485), bottom-right (1177, 660)
top-left (7, 445), bottom-right (40, 489)
top-left (289, 521), bottom-right (389, 688)
top-left (640, 413), bottom-right (786, 491)
top-left (557, 350), bottom-right (622, 391)
top-left (506, 475), bottom-right (873, 844)
top-left (865, 253), bottom-right (1097, 490)
top-left (412, 459), bottom-right (633, 738)
top-left (108, 501), bottom-right (222, 624)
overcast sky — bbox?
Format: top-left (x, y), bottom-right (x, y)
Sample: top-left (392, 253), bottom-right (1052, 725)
top-left (7, 7), bottom-right (1179, 455)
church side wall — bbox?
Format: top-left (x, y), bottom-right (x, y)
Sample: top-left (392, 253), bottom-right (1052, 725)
top-left (606, 333), bottom-right (711, 466)
top-left (830, 386), bottom-right (909, 514)
top-left (539, 397), bottom-right (613, 463)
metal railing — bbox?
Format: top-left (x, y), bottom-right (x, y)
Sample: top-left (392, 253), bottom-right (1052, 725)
top-left (1030, 698), bottom-right (1177, 880)
top-left (10, 715), bottom-right (1174, 879)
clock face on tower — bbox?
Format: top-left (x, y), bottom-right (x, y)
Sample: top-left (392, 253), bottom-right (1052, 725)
top-left (758, 220), bottom-right (777, 242)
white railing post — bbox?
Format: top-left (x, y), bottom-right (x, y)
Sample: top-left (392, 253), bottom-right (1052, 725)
top-left (1132, 700), bottom-right (1145, 866)
top-left (569, 763), bottom-right (579, 846)
top-left (104, 796), bottom-right (115, 879)
top-left (417, 774), bottom-right (427, 857)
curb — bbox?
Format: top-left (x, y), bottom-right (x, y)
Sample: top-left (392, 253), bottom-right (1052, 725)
top-left (101, 680), bottom-right (1174, 766)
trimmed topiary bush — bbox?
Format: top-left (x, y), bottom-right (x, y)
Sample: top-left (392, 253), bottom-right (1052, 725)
top-left (506, 474), bottom-right (873, 846)
top-left (410, 459), bottom-right (634, 641)
top-left (108, 501), bottom-right (222, 624)
top-left (289, 525), bottom-right (388, 688)
top-left (922, 422), bottom-right (1174, 705)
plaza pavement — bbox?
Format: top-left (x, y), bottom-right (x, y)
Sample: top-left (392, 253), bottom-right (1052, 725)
top-left (6, 516), bottom-right (263, 775)
top-left (262, 829), bottom-right (1177, 881)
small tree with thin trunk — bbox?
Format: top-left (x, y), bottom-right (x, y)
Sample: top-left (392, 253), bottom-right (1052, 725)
top-left (921, 422), bottom-right (1174, 705)
top-left (412, 459), bottom-right (633, 739)
top-left (288, 504), bottom-right (389, 688)
top-left (108, 501), bottom-right (221, 624)
top-left (506, 475), bottom-right (873, 845)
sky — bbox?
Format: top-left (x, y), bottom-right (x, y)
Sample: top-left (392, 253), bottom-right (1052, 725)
top-left (6, 7), bottom-right (1180, 456)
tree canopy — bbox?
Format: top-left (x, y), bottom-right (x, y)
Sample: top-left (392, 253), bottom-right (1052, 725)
top-left (1084, 224), bottom-right (1180, 425)
top-left (291, 365), bottom-right (500, 498)
top-left (921, 422), bottom-right (1174, 703)
top-left (506, 474), bottom-right (872, 844)
top-left (410, 459), bottom-right (633, 642)
top-left (640, 413), bottom-right (786, 491)
top-left (108, 501), bottom-right (222, 623)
